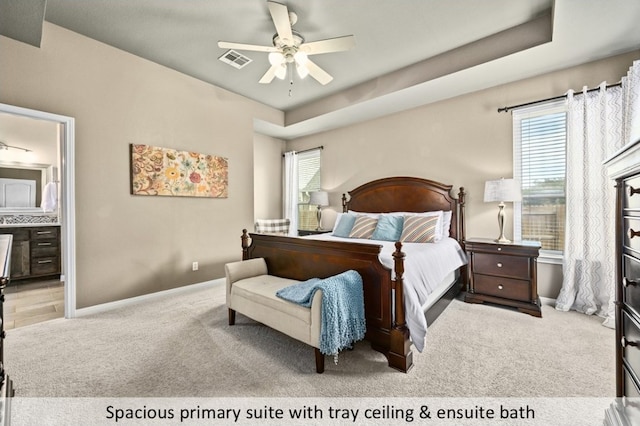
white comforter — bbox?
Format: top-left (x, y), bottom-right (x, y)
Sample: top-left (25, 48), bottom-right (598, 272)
top-left (303, 234), bottom-right (467, 352)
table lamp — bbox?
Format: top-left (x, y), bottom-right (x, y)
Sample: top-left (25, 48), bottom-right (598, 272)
top-left (309, 191), bottom-right (329, 231)
top-left (484, 178), bottom-right (521, 243)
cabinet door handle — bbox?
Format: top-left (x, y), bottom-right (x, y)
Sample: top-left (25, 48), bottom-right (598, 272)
top-left (37, 242), bottom-right (52, 246)
top-left (630, 185), bottom-right (640, 197)
top-left (622, 337), bottom-right (639, 348)
top-left (497, 284), bottom-right (504, 290)
top-left (623, 277), bottom-right (639, 287)
top-left (37, 260), bottom-right (53, 264)
top-left (36, 231), bottom-right (53, 235)
top-left (630, 229), bottom-right (640, 239)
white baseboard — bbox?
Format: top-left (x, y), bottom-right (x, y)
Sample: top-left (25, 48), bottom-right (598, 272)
top-left (74, 278), bottom-right (225, 318)
top-left (540, 296), bottom-right (557, 306)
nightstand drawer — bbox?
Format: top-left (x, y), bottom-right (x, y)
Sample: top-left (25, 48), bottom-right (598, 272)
top-left (623, 310), bottom-right (640, 381)
top-left (473, 274), bottom-right (530, 302)
top-left (473, 253), bottom-right (530, 280)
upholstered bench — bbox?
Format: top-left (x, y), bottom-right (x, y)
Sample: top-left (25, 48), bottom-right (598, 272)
top-left (225, 258), bottom-right (325, 373)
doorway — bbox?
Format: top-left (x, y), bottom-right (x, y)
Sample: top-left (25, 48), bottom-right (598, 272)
top-left (0, 103), bottom-right (76, 322)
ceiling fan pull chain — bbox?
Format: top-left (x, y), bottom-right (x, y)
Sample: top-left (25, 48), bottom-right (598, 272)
top-left (289, 63), bottom-right (294, 97)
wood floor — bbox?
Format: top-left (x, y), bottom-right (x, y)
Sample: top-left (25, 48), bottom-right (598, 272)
top-left (3, 279), bottom-right (64, 330)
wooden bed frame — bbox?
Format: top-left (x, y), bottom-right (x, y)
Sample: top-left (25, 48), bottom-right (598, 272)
top-left (241, 176), bottom-right (466, 372)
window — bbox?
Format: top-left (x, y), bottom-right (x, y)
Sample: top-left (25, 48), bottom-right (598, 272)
top-left (297, 149), bottom-right (321, 230)
top-left (513, 100), bottom-right (567, 257)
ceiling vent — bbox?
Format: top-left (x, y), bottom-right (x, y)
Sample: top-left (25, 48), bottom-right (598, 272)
top-left (218, 49), bottom-right (252, 69)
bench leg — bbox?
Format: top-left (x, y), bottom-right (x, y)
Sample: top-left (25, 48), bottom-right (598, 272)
top-left (315, 348), bottom-right (324, 374)
top-left (228, 309), bottom-right (236, 325)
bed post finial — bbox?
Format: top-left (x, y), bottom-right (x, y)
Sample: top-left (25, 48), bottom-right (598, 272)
top-left (342, 193), bottom-right (348, 213)
top-left (241, 229), bottom-right (250, 260)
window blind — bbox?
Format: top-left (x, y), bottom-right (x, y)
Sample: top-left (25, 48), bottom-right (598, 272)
top-left (513, 100), bottom-right (567, 254)
top-left (297, 148), bottom-right (321, 229)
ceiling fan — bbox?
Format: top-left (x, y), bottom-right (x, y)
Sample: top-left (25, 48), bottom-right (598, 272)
top-left (218, 1), bottom-right (355, 85)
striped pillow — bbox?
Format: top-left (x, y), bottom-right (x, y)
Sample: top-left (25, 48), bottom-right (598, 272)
top-left (348, 215), bottom-right (378, 239)
top-left (400, 215), bottom-right (439, 243)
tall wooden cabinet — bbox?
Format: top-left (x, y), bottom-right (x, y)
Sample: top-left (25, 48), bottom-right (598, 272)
top-left (604, 140), bottom-right (640, 425)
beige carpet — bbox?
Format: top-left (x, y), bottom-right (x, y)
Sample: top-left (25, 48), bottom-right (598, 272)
top-left (4, 283), bottom-right (615, 398)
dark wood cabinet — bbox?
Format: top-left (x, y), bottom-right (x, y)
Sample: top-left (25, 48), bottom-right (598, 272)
top-left (0, 225), bottom-right (61, 281)
top-left (464, 238), bottom-right (542, 317)
top-left (604, 140), bottom-right (640, 424)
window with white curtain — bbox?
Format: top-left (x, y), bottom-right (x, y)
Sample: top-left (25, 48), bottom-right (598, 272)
top-left (513, 100), bottom-right (567, 258)
top-left (297, 149), bottom-right (321, 230)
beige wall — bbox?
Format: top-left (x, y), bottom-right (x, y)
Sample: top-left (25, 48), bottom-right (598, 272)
top-left (0, 23), bottom-right (283, 308)
top-left (287, 50), bottom-right (640, 299)
top-left (253, 134), bottom-right (285, 222)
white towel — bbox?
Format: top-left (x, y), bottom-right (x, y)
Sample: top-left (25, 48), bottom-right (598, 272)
top-left (41, 182), bottom-right (58, 212)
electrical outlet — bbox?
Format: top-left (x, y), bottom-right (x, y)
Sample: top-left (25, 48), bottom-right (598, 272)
top-left (192, 261), bottom-right (198, 271)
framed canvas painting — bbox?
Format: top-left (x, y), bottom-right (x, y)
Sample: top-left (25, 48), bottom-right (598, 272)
top-left (130, 144), bottom-right (228, 198)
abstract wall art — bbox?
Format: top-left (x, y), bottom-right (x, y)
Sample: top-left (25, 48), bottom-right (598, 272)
top-left (130, 144), bottom-right (228, 198)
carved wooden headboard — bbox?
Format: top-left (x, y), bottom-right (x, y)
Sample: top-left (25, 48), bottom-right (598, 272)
top-left (341, 176), bottom-right (465, 242)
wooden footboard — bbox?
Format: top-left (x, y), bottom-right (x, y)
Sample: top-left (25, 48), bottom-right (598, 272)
top-left (241, 230), bottom-right (413, 372)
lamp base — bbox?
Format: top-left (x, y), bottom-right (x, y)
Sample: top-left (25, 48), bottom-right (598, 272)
top-left (495, 237), bottom-right (511, 244)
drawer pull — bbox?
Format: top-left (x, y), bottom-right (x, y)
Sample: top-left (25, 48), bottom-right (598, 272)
top-left (497, 247), bottom-right (502, 251)
top-left (36, 231), bottom-right (53, 235)
top-left (37, 260), bottom-right (53, 264)
top-left (630, 185), bottom-right (640, 197)
top-left (496, 262), bottom-right (503, 268)
top-left (497, 284), bottom-right (503, 290)
top-left (621, 337), bottom-right (639, 348)
top-left (37, 242), bottom-right (52, 246)
top-left (630, 229), bottom-right (640, 239)
top-left (623, 277), bottom-right (639, 287)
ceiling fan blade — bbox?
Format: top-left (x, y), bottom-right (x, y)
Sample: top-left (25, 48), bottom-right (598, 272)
top-left (267, 1), bottom-right (294, 45)
top-left (218, 41), bottom-right (278, 53)
top-left (300, 35), bottom-right (356, 55)
top-left (259, 65), bottom-right (279, 84)
top-left (305, 59), bottom-right (333, 85)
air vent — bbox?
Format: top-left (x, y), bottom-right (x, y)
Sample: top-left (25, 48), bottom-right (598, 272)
top-left (218, 49), bottom-right (253, 69)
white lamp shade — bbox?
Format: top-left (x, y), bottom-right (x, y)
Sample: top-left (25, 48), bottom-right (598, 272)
top-left (484, 178), bottom-right (522, 202)
top-left (309, 191), bottom-right (329, 206)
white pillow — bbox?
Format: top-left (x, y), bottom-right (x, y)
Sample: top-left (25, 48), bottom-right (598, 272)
top-left (442, 210), bottom-right (452, 238)
top-left (347, 210), bottom-right (380, 219)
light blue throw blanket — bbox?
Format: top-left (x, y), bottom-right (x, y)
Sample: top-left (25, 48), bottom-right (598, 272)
top-left (276, 270), bottom-right (366, 355)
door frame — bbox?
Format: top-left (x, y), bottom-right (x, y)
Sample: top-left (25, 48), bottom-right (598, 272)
top-left (0, 103), bottom-right (76, 318)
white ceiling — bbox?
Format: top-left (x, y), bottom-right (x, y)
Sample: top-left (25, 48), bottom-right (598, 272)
top-left (5, 0), bottom-right (640, 139)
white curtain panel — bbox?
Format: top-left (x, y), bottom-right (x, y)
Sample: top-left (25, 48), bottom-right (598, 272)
top-left (283, 151), bottom-right (298, 236)
top-left (555, 83), bottom-right (624, 328)
top-left (622, 59), bottom-right (640, 146)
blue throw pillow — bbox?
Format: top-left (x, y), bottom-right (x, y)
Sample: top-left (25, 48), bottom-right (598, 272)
top-left (332, 213), bottom-right (357, 237)
top-left (371, 215), bottom-right (404, 241)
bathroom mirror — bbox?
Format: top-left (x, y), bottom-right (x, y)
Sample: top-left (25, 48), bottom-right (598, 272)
top-left (0, 161), bottom-right (55, 213)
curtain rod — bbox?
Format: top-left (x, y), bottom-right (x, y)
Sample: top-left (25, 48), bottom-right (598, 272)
top-left (497, 81), bottom-right (622, 113)
top-left (282, 145), bottom-right (323, 157)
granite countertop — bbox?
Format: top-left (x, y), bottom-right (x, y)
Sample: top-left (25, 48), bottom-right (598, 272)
top-left (0, 223), bottom-right (60, 228)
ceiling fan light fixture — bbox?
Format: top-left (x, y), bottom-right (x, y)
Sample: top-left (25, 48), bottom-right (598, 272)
top-left (268, 51), bottom-right (284, 66)
top-left (296, 63), bottom-right (309, 79)
top-left (274, 64), bottom-right (287, 80)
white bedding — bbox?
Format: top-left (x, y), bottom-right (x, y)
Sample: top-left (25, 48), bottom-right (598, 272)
top-left (302, 234), bottom-right (468, 352)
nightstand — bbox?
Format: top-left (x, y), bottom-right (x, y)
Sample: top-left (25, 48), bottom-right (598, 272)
top-left (464, 237), bottom-right (542, 317)
top-left (298, 229), bottom-right (332, 236)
